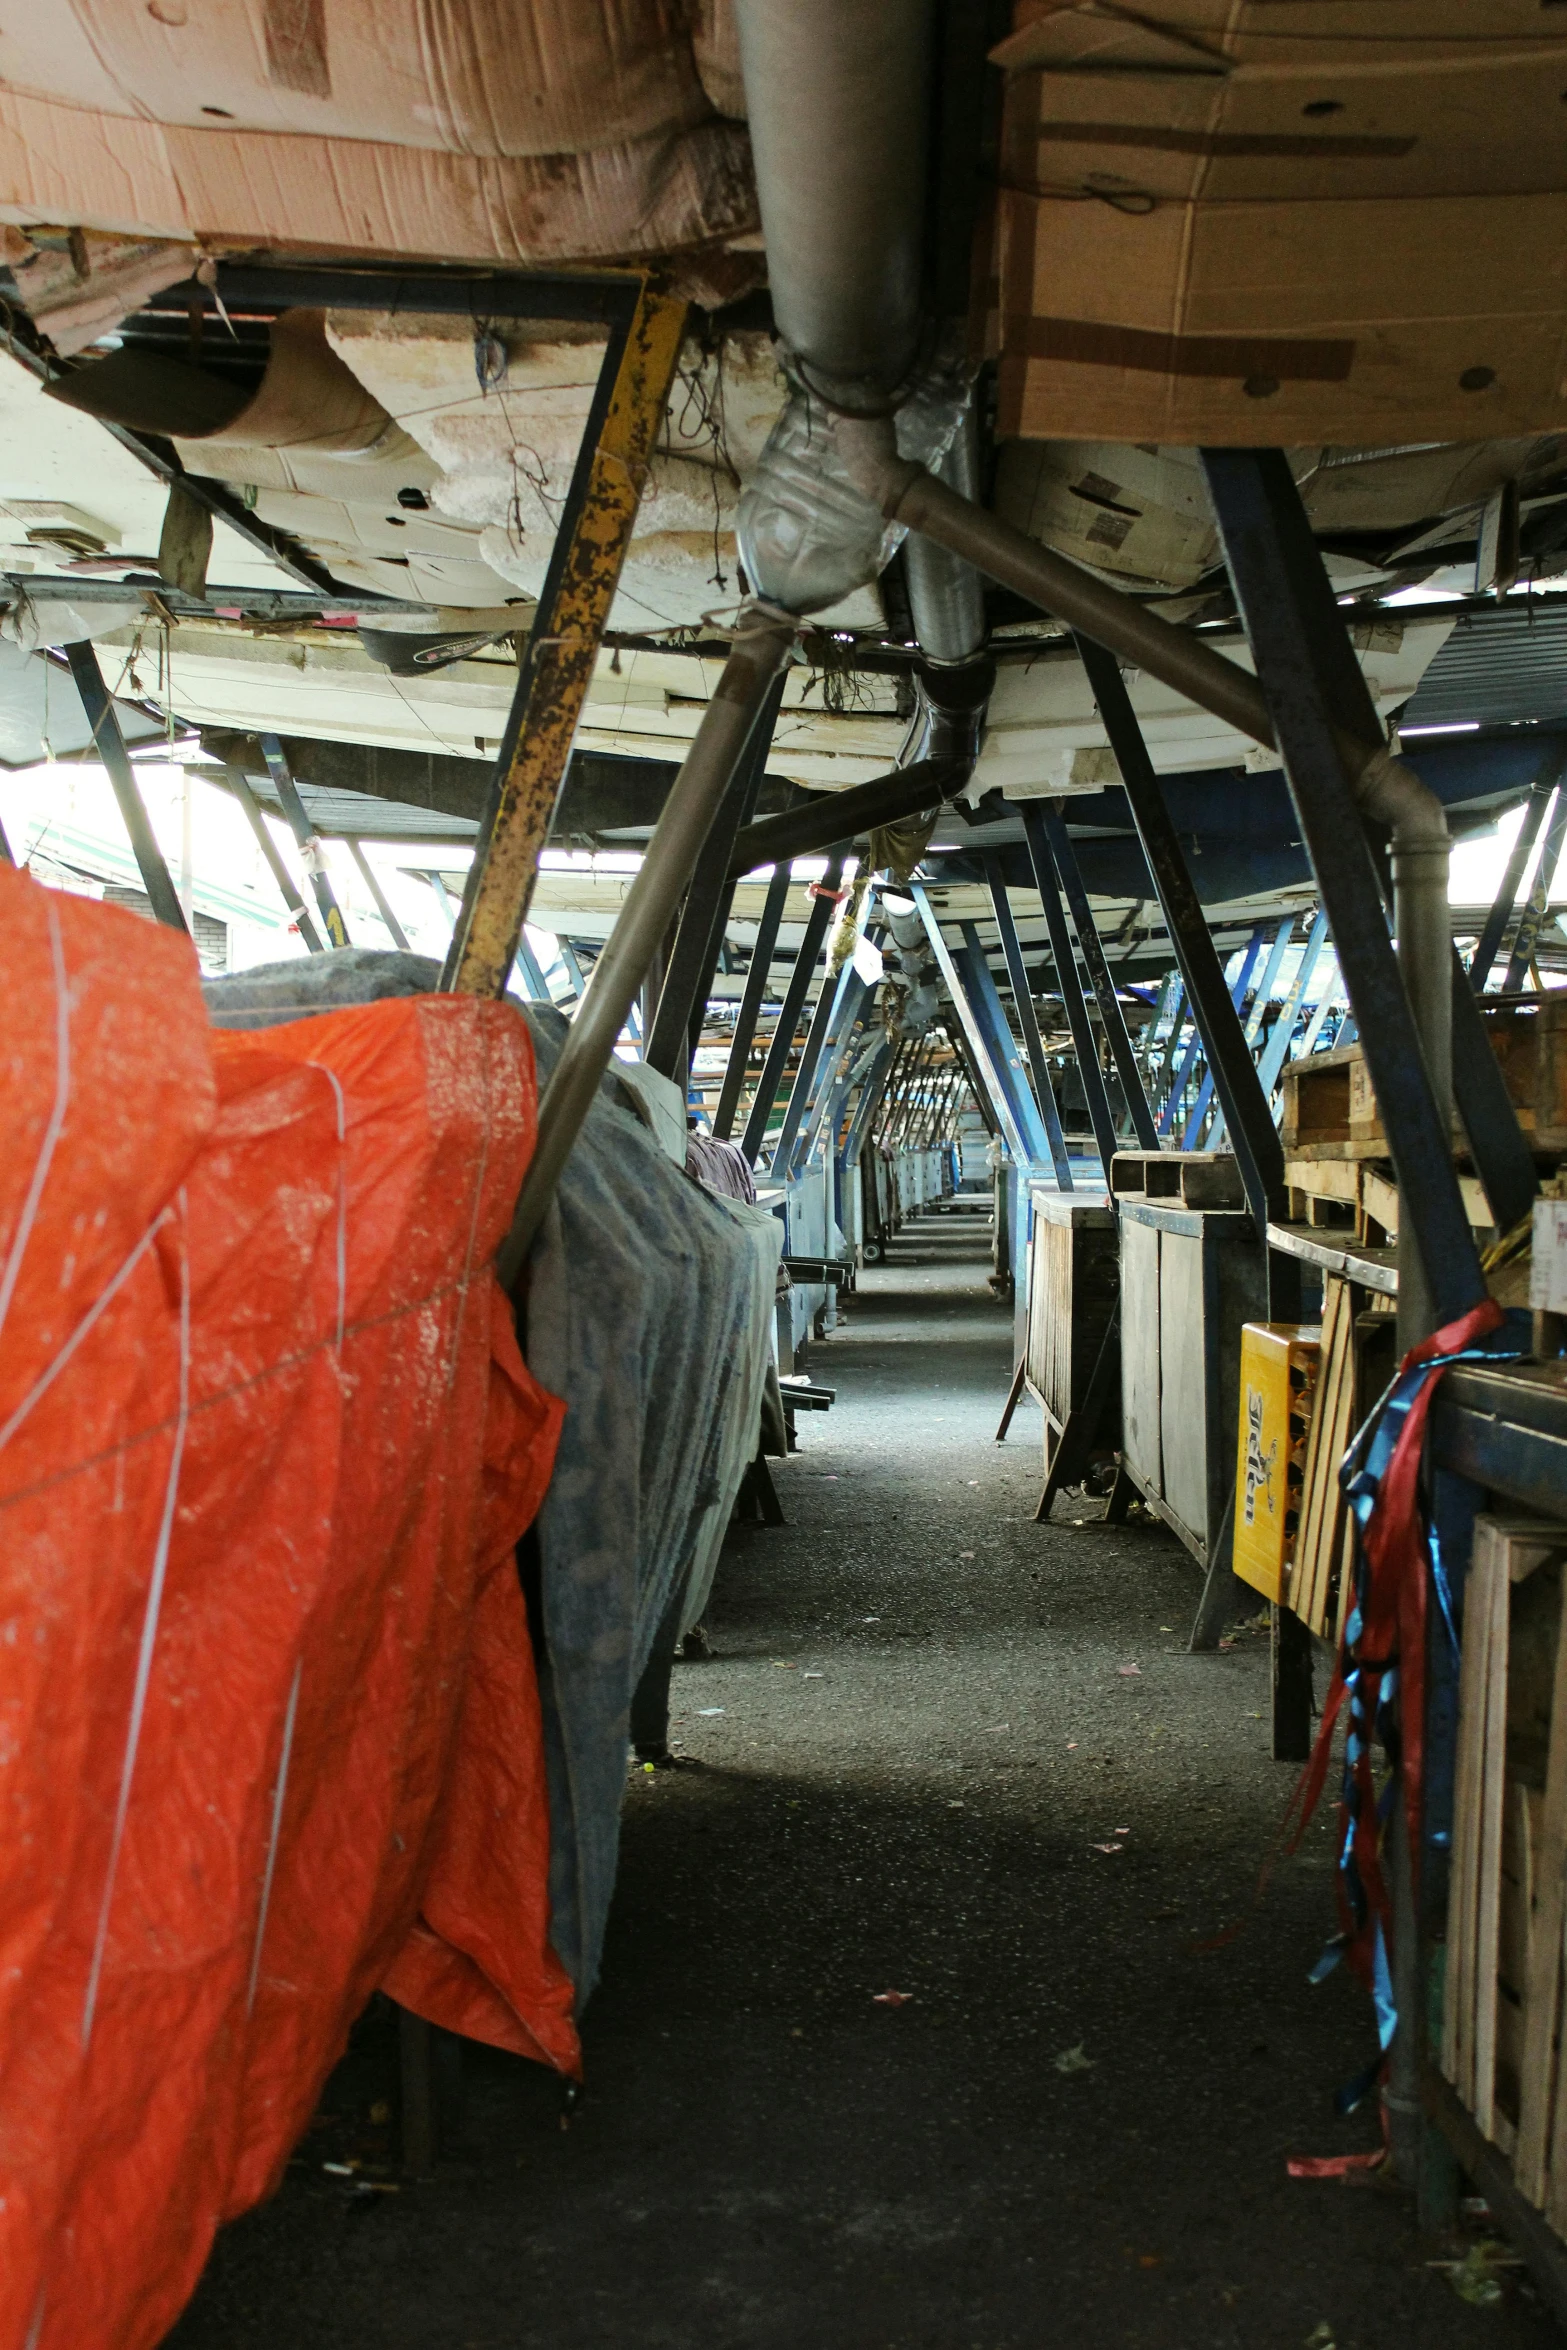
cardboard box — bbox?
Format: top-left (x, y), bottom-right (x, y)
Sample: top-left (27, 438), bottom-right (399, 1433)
top-left (0, 3), bottom-right (757, 271)
top-left (995, 184), bottom-right (1567, 446)
top-left (993, 2), bottom-right (1567, 444)
top-left (0, 88), bottom-right (756, 269)
top-left (16, 1), bottom-right (710, 158)
top-left (997, 3), bottom-right (1567, 208)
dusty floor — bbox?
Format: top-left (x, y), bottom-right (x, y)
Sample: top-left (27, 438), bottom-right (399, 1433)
top-left (172, 1207), bottom-right (1555, 2350)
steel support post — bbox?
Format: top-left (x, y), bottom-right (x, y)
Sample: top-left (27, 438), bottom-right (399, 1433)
top-left (443, 283), bottom-right (688, 996)
top-left (778, 954), bottom-right (871, 1180)
top-left (1138, 969), bottom-right (1180, 1075)
top-left (1202, 447), bottom-right (1489, 2191)
top-left (1035, 800), bottom-right (1160, 1149)
top-left (513, 929), bottom-right (552, 1001)
top-left (886, 1037), bottom-right (933, 1149)
top-left (1145, 974), bottom-right (1185, 1106)
top-left (1243, 916), bottom-right (1297, 1046)
top-left (741, 854), bottom-right (847, 1164)
top-left (1018, 802), bottom-right (1118, 1177)
top-left (225, 762), bottom-right (322, 952)
top-left (957, 923), bottom-right (1052, 1165)
top-left (1181, 925), bottom-right (1266, 1150)
top-left (871, 1036), bottom-right (912, 1148)
top-left (1503, 782), bottom-right (1567, 991)
top-left (1470, 758), bottom-right (1560, 988)
top-left (1160, 1021), bottom-right (1204, 1141)
top-left (66, 640), bottom-right (187, 933)
top-left (948, 1017), bottom-right (998, 1138)
top-left (714, 862), bottom-right (792, 1140)
top-left (985, 859), bottom-right (1074, 1187)
top-left (345, 837), bottom-right (410, 950)
top-left (841, 1036), bottom-right (894, 1167)
top-left (1073, 634), bottom-right (1288, 1229)
top-left (909, 886), bottom-right (1037, 1169)
top-left (811, 954), bottom-right (889, 1173)
top-left (646, 674), bottom-right (787, 1081)
top-left (260, 735), bottom-right (350, 949)
top-left (1203, 448), bottom-right (1488, 1329)
top-left (1256, 909), bottom-right (1328, 1100)
top-left (554, 939), bottom-right (591, 1004)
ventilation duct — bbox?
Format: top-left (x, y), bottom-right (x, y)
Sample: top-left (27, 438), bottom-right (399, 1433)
top-left (732, 0), bottom-right (986, 663)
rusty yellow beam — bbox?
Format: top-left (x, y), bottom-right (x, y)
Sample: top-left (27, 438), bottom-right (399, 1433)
top-left (444, 279), bottom-right (689, 997)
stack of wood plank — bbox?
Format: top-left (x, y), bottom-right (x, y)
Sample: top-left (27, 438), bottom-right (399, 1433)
top-left (1285, 1274), bottom-right (1396, 1639)
top-left (1444, 1516), bottom-right (1567, 2217)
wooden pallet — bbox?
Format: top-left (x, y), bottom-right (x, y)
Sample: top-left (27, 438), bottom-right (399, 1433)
top-left (1444, 1516), bottom-right (1567, 2209)
top-left (1284, 1154), bottom-right (1497, 1244)
top-left (1109, 1150), bottom-right (1245, 1210)
top-left (1283, 996), bottom-right (1567, 1161)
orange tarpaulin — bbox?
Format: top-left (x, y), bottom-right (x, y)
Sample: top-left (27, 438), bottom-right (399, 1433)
top-left (0, 869), bottom-right (576, 2350)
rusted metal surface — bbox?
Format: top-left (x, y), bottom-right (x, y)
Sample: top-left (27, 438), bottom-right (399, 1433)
top-left (444, 281), bottom-right (690, 998)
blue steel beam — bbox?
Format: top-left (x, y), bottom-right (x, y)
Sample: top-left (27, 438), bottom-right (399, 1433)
top-left (1181, 925), bottom-right (1266, 1148)
top-left (908, 884), bottom-right (1039, 1170)
top-left (958, 920), bottom-right (1053, 1168)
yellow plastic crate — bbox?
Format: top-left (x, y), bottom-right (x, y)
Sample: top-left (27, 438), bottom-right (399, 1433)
top-left (1233, 1322), bottom-right (1321, 1603)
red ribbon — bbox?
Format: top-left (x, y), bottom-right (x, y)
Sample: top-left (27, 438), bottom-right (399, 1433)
top-left (1284, 1295), bottom-right (1504, 1957)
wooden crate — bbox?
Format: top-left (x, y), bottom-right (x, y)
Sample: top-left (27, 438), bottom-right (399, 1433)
top-left (1280, 1046), bottom-right (1357, 1153)
top-left (1444, 1516), bottom-right (1567, 2209)
top-left (1118, 1199), bottom-right (1268, 1568)
top-left (1024, 1189), bottom-right (1119, 1452)
top-left (1292, 996), bottom-right (1567, 1162)
top-left (1110, 1150), bottom-right (1246, 1210)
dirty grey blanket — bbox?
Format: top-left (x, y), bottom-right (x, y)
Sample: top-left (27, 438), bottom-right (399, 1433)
top-left (204, 951), bottom-right (777, 2002)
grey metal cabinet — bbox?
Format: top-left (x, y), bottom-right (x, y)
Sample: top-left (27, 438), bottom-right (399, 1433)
top-left (1117, 1199), bottom-right (1268, 1567)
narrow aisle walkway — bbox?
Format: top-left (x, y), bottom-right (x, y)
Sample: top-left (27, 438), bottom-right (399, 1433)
top-left (176, 1209), bottom-right (1552, 2350)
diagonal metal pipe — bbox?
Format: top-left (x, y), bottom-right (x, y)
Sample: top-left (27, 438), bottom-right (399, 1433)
top-left (497, 614), bottom-right (795, 1281)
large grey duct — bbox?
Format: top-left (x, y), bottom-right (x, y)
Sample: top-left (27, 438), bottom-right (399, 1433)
top-left (733, 0), bottom-right (932, 413)
top-left (733, 0), bottom-right (985, 664)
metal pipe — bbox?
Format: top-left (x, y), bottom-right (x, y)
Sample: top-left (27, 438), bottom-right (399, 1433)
top-left (647, 672), bottom-right (786, 1078)
top-left (729, 756), bottom-right (962, 879)
top-left (732, 0), bottom-right (933, 413)
top-left (497, 615), bottom-right (795, 1282)
top-left (904, 406), bottom-right (987, 666)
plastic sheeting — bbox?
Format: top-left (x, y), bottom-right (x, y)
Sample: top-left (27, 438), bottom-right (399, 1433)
top-left (203, 956), bottom-right (782, 2007)
top-left (0, 881), bottom-right (573, 2350)
top-left (523, 1006), bottom-right (781, 1999)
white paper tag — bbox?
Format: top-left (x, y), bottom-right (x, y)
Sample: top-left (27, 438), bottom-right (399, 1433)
top-left (852, 933), bottom-right (884, 986)
top-left (1530, 1198), bottom-right (1567, 1312)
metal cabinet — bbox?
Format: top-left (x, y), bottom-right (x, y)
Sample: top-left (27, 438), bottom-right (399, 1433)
top-left (1118, 1199), bottom-right (1268, 1567)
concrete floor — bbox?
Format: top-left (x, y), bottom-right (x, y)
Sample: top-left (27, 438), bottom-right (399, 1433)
top-left (172, 1207), bottom-right (1555, 2349)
